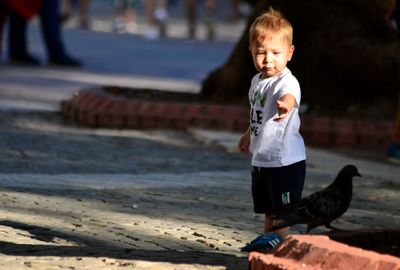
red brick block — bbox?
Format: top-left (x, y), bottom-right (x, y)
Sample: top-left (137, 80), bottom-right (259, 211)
top-left (137, 102), bottom-right (158, 128)
top-left (165, 104), bottom-right (189, 129)
top-left (75, 92), bottom-right (99, 110)
top-left (182, 104), bottom-right (202, 119)
top-left (174, 104), bottom-right (201, 129)
top-left (249, 235), bottom-right (400, 270)
top-left (96, 99), bottom-right (115, 114)
top-left (80, 110), bottom-right (99, 127)
top-left (107, 100), bottom-right (130, 128)
top-left (124, 100), bottom-right (142, 128)
top-left (77, 108), bottom-right (91, 124)
top-left (95, 99), bottom-right (124, 127)
top-left (192, 104), bottom-right (222, 129)
top-left (60, 89), bottom-right (396, 150)
top-left (67, 104), bottom-right (81, 121)
top-left (218, 106), bottom-right (249, 131)
top-left (62, 92), bottom-right (93, 121)
top-left (84, 96), bottom-right (106, 111)
top-left (334, 119), bottom-right (356, 147)
top-left (77, 97), bottom-right (108, 124)
top-left (354, 120), bottom-right (393, 150)
top-left (301, 116), bottom-right (334, 147)
top-left (60, 100), bottom-right (70, 116)
top-left (141, 102), bottom-right (170, 128)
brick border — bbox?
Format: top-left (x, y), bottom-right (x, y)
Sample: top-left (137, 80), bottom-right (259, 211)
top-left (61, 89), bottom-right (395, 150)
top-left (248, 235), bottom-right (400, 270)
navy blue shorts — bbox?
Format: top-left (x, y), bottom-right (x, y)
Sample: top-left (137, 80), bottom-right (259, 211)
top-left (251, 160), bottom-right (306, 214)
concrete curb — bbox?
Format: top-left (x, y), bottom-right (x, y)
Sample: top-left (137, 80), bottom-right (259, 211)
top-left (248, 235), bottom-right (400, 270)
top-left (61, 89), bottom-right (394, 150)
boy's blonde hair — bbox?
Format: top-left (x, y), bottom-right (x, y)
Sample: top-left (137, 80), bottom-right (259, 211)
top-left (249, 7), bottom-right (293, 46)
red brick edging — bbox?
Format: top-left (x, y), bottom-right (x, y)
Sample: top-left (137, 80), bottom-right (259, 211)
top-left (60, 89), bottom-right (395, 150)
top-left (249, 235), bottom-right (400, 270)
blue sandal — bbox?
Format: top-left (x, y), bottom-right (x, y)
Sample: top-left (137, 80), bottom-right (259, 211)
top-left (240, 232), bottom-right (283, 252)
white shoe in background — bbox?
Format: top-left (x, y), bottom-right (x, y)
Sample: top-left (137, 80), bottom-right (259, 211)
top-left (144, 26), bottom-right (160, 40)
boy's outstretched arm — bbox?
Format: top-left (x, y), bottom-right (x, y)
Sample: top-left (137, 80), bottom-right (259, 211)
top-left (275, 94), bottom-right (296, 121)
top-left (238, 126), bottom-right (251, 154)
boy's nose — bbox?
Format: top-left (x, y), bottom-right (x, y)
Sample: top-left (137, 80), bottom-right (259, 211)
top-left (264, 53), bottom-right (273, 63)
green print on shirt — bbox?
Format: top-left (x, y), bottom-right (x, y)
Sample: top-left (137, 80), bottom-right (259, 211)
top-left (250, 91), bottom-right (266, 107)
top-left (250, 89), bottom-right (266, 136)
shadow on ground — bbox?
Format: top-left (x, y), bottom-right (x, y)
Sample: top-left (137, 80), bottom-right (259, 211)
top-left (0, 220), bottom-right (248, 269)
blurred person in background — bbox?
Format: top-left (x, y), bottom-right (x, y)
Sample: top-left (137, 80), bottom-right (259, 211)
top-left (185, 0), bottom-right (216, 40)
top-left (0, 0), bottom-right (8, 58)
top-left (112, 0), bottom-right (140, 34)
top-left (228, 0), bottom-right (255, 21)
top-left (8, 0), bottom-right (81, 66)
top-left (142, 0), bottom-right (168, 40)
top-left (60, 0), bottom-right (92, 29)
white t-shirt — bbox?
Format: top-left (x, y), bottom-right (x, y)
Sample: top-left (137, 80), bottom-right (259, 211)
top-left (249, 67), bottom-right (306, 168)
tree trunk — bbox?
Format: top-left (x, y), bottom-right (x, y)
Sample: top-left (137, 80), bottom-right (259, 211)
top-left (200, 0), bottom-right (400, 120)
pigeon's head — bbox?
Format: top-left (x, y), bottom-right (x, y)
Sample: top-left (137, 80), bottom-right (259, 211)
top-left (338, 165), bottom-right (362, 179)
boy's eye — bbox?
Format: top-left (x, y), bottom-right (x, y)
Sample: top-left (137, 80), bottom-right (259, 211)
top-left (256, 51), bottom-right (265, 55)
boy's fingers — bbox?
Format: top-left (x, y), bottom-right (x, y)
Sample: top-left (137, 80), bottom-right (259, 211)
top-left (277, 100), bottom-right (288, 111)
top-left (274, 112), bottom-right (287, 122)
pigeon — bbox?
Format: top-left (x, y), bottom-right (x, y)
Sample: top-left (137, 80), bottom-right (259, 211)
top-left (269, 165), bottom-right (361, 233)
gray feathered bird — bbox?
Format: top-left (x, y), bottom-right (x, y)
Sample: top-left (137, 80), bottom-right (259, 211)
top-left (270, 165), bottom-right (361, 233)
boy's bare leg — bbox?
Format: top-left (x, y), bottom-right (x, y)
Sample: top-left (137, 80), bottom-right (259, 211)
top-left (265, 214), bottom-right (289, 237)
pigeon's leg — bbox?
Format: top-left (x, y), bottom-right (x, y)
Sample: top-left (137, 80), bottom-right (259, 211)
top-left (305, 222), bottom-right (320, 233)
top-left (325, 223), bottom-right (344, 231)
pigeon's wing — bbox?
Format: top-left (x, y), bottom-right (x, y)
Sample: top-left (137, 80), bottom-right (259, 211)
top-left (304, 187), bottom-right (349, 220)
top-left (269, 188), bottom-right (349, 231)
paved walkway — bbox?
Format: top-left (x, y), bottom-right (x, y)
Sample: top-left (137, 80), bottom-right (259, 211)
top-left (0, 0), bottom-right (245, 111)
top-left (0, 2), bottom-right (399, 269)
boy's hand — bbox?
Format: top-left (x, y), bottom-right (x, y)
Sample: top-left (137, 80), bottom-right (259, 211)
top-left (238, 128), bottom-right (250, 154)
top-left (275, 100), bottom-right (290, 121)
top-left (274, 94), bottom-right (295, 122)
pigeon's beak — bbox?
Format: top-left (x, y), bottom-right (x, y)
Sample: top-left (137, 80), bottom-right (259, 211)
top-left (356, 172), bottom-right (362, 177)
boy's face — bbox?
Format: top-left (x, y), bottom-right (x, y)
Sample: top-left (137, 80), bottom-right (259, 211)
top-left (249, 33), bottom-right (294, 79)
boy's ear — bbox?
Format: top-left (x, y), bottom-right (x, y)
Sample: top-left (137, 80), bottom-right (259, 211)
top-left (288, 45), bottom-right (295, 61)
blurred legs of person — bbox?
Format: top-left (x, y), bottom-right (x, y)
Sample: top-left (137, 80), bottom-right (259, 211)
top-left (8, 0), bottom-right (81, 67)
top-left (61, 0), bottom-right (91, 29)
top-left (204, 0), bottom-right (216, 40)
top-left (185, 0), bottom-right (215, 40)
top-left (40, 0), bottom-right (81, 66)
top-left (8, 10), bottom-right (40, 65)
top-left (228, 0), bottom-right (253, 20)
top-left (113, 0), bottom-right (138, 34)
top-left (185, 0), bottom-right (196, 39)
top-left (142, 0), bottom-right (168, 40)
top-left (61, 0), bottom-right (72, 23)
top-left (0, 0), bottom-right (8, 58)
top-left (77, 0), bottom-right (91, 28)
top-left (229, 0), bottom-right (242, 20)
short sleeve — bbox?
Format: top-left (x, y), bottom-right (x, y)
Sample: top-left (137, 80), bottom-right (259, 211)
top-left (279, 75), bottom-right (301, 106)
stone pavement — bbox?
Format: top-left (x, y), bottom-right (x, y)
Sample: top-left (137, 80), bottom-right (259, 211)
top-left (0, 111), bottom-right (399, 270)
top-left (0, 2), bottom-right (399, 269)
